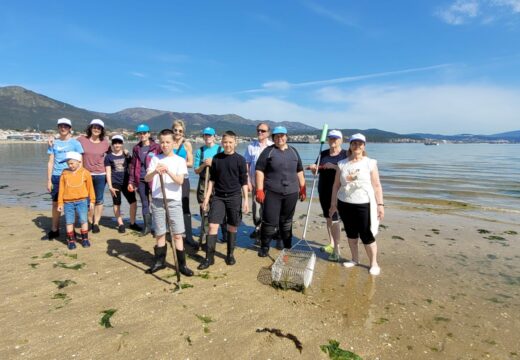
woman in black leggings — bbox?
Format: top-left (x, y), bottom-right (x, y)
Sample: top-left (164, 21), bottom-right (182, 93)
top-left (329, 133), bottom-right (384, 276)
top-left (254, 126), bottom-right (306, 257)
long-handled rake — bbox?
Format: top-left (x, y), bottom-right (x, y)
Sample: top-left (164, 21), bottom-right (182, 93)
top-left (271, 124), bottom-right (329, 290)
top-left (199, 166), bottom-right (210, 248)
top-left (159, 174), bottom-right (181, 287)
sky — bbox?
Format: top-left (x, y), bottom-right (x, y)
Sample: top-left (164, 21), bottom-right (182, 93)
top-left (1, 0), bottom-right (520, 135)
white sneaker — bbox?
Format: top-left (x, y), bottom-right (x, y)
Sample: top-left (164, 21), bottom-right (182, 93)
top-left (342, 260), bottom-right (357, 268)
top-left (369, 266), bottom-right (381, 276)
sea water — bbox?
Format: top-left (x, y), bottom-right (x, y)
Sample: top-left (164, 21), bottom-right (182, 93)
top-left (1, 142), bottom-right (519, 222)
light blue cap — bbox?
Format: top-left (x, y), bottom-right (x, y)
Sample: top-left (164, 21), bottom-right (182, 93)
top-left (272, 126), bottom-right (288, 135)
top-left (203, 127), bottom-right (216, 136)
top-left (135, 124), bottom-right (150, 133)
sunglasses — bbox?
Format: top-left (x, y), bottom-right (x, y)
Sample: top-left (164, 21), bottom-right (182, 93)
top-left (257, 129), bottom-right (268, 133)
top-left (58, 124), bottom-right (71, 128)
top-left (173, 129), bottom-right (183, 133)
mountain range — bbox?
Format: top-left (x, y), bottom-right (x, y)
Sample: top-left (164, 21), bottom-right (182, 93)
top-left (1, 85), bottom-right (518, 142)
top-left (0, 86), bottom-right (315, 136)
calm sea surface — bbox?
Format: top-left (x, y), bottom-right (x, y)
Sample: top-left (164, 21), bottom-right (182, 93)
top-left (1, 142), bottom-right (519, 221)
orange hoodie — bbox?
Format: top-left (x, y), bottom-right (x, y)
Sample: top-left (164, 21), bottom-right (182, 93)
top-left (57, 167), bottom-right (96, 207)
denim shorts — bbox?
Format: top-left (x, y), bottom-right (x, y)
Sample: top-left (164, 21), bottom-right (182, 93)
top-left (91, 174), bottom-right (106, 205)
top-left (64, 199), bottom-right (89, 225)
top-left (50, 175), bottom-right (61, 202)
top-left (151, 198), bottom-right (184, 236)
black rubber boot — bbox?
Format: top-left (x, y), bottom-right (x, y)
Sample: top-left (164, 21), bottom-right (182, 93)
top-left (142, 214), bottom-right (152, 236)
top-left (258, 236), bottom-right (270, 257)
top-left (183, 214), bottom-right (199, 251)
top-left (198, 234), bottom-right (217, 270)
top-left (145, 245), bottom-right (167, 274)
top-left (225, 232), bottom-right (237, 265)
top-left (281, 229), bottom-right (293, 249)
top-left (176, 249), bottom-right (194, 277)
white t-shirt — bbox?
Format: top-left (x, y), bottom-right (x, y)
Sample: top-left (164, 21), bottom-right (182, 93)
top-left (337, 157), bottom-right (377, 204)
top-left (244, 139), bottom-right (273, 185)
top-left (147, 153), bottom-right (188, 201)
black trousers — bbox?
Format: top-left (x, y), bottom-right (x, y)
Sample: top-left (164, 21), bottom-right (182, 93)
top-left (260, 191), bottom-right (298, 248)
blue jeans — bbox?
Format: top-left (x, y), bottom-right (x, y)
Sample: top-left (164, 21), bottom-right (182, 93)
top-left (91, 174), bottom-right (106, 205)
top-left (64, 199), bottom-right (89, 225)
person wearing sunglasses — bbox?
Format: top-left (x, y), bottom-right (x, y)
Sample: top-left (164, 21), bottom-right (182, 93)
top-left (244, 123), bottom-right (273, 243)
top-left (46, 118), bottom-right (84, 240)
top-left (128, 123), bottom-right (161, 235)
top-left (170, 119), bottom-right (198, 251)
top-left (77, 119), bottom-right (110, 233)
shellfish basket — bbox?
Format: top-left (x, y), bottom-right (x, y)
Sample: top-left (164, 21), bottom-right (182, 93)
top-left (271, 248), bottom-right (317, 290)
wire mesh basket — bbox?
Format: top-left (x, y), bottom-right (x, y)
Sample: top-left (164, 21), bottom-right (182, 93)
top-left (271, 248), bottom-right (317, 290)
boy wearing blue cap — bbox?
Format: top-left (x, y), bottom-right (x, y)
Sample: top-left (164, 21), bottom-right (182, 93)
top-left (193, 127), bottom-right (225, 240)
top-left (128, 124), bottom-right (161, 235)
top-left (57, 152), bottom-right (95, 250)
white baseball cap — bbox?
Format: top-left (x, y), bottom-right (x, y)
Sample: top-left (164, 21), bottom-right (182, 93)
top-left (57, 118), bottom-right (72, 127)
top-left (350, 133), bottom-right (366, 143)
top-left (111, 134), bottom-right (124, 143)
top-left (90, 119), bottom-right (105, 128)
top-left (328, 130), bottom-right (343, 139)
top-left (59, 151), bottom-right (82, 163)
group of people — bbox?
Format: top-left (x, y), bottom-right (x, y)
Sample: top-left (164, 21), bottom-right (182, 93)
top-left (46, 118), bottom-right (384, 277)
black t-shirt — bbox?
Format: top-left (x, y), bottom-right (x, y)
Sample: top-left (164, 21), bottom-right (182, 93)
top-left (104, 152), bottom-right (131, 186)
top-left (317, 149), bottom-right (347, 195)
top-left (255, 145), bottom-right (303, 195)
top-left (209, 152), bottom-right (248, 197)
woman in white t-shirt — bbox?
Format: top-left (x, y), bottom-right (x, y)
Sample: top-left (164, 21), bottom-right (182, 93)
top-left (329, 133), bottom-right (384, 276)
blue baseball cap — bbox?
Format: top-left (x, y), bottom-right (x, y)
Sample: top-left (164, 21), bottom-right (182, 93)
top-left (135, 124), bottom-right (150, 133)
top-left (272, 126), bottom-right (287, 135)
top-left (202, 127), bottom-right (216, 136)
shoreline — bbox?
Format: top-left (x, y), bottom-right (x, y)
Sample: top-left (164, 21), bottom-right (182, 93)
top-left (1, 192), bottom-right (519, 359)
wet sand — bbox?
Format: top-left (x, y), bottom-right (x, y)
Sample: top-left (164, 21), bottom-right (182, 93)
top-left (1, 194), bottom-right (519, 359)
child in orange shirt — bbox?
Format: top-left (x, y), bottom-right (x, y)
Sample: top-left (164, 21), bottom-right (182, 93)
top-left (57, 152), bottom-right (96, 250)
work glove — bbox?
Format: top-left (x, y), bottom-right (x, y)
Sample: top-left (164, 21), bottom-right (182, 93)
top-left (299, 185), bottom-right (307, 202)
top-left (256, 189), bottom-right (265, 204)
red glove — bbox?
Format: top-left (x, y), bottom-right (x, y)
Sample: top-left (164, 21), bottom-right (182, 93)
top-left (256, 189), bottom-right (265, 204)
top-left (299, 185), bottom-right (307, 201)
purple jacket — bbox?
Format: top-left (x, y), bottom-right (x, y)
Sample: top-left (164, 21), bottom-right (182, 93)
top-left (128, 140), bottom-right (161, 187)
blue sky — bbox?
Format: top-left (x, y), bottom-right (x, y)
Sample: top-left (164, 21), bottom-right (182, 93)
top-left (1, 0), bottom-right (520, 134)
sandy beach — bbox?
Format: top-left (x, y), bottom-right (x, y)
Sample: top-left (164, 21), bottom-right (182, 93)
top-left (1, 193), bottom-right (519, 359)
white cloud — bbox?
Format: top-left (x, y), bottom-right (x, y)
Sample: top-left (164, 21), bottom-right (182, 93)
top-left (304, 1), bottom-right (358, 28)
top-left (492, 0), bottom-right (520, 13)
top-left (436, 0), bottom-right (520, 25)
top-left (313, 84), bottom-right (520, 134)
top-left (436, 0), bottom-right (480, 25)
top-left (130, 71), bottom-right (146, 78)
top-left (109, 83), bottom-right (520, 134)
top-left (242, 64), bottom-right (452, 93)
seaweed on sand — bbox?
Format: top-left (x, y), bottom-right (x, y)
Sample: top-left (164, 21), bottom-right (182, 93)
top-left (100, 309), bottom-right (117, 328)
top-left (320, 339), bottom-right (362, 360)
top-left (196, 314), bottom-right (214, 333)
top-left (53, 262), bottom-right (85, 270)
top-left (52, 279), bottom-right (77, 289)
top-left (256, 328), bottom-right (303, 353)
